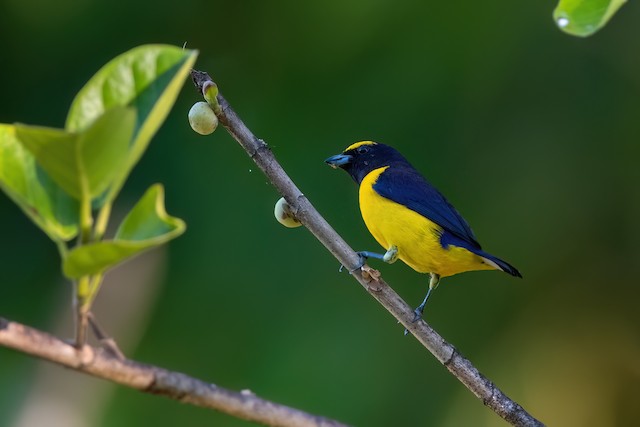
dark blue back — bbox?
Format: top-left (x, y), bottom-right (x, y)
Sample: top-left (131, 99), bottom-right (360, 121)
top-left (372, 165), bottom-right (481, 249)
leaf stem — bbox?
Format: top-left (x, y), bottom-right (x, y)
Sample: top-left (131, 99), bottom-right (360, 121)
top-left (79, 195), bottom-right (93, 245)
top-left (86, 273), bottom-right (105, 308)
top-left (55, 240), bottom-right (68, 259)
top-left (93, 202), bottom-right (112, 240)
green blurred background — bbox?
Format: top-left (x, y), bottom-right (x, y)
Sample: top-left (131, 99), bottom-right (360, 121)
top-left (1, 1), bottom-right (639, 426)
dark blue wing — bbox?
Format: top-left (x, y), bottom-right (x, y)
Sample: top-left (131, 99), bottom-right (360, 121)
top-left (372, 166), bottom-right (481, 249)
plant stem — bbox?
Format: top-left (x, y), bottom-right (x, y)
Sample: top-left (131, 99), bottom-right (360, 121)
top-left (79, 195), bottom-right (93, 245)
top-left (93, 202), bottom-right (112, 240)
top-left (87, 313), bottom-right (125, 360)
top-left (75, 194), bottom-right (95, 347)
top-left (55, 240), bottom-right (68, 259)
top-left (86, 274), bottom-right (105, 308)
top-left (74, 273), bottom-right (104, 348)
top-left (74, 277), bottom-right (91, 347)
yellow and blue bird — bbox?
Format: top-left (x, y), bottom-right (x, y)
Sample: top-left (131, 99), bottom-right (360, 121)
top-left (325, 141), bottom-right (521, 321)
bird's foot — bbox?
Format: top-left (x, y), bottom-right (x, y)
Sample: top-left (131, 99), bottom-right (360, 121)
top-left (339, 251), bottom-right (384, 274)
top-left (403, 305), bottom-right (426, 335)
top-left (411, 306), bottom-right (425, 323)
top-left (338, 252), bottom-right (367, 274)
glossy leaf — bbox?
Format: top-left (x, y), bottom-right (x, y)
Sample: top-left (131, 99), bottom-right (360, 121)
top-left (553, 0), bottom-right (627, 37)
top-left (15, 107), bottom-right (136, 201)
top-left (62, 184), bottom-right (185, 278)
top-left (66, 45), bottom-right (198, 206)
top-left (0, 124), bottom-right (79, 241)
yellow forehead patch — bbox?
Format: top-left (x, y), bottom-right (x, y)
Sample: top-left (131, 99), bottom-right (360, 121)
top-left (344, 140), bottom-right (377, 152)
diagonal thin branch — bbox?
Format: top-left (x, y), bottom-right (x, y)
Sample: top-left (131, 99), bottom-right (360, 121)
top-left (191, 70), bottom-right (545, 427)
top-left (0, 317), bottom-right (349, 427)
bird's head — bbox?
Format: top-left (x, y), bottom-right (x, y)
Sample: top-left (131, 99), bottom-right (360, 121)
top-left (325, 141), bottom-right (408, 184)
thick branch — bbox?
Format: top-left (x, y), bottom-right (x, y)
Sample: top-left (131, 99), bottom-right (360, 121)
top-left (0, 317), bottom-right (348, 427)
top-left (191, 70), bottom-right (544, 427)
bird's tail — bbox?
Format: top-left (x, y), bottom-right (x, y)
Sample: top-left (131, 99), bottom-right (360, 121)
top-left (478, 250), bottom-right (522, 278)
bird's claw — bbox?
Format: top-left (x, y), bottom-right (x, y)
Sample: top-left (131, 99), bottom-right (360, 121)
top-left (411, 308), bottom-right (424, 323)
top-left (355, 252), bottom-right (369, 269)
top-left (402, 307), bottom-right (425, 336)
top-left (338, 252), bottom-right (367, 274)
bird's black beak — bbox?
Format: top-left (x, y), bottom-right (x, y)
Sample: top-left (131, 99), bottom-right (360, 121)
top-left (325, 154), bottom-right (352, 169)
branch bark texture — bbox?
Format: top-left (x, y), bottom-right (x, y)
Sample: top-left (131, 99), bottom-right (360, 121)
top-left (191, 70), bottom-right (544, 427)
top-left (0, 318), bottom-right (348, 427)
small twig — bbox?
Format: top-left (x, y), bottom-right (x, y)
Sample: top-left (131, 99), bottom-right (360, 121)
top-left (191, 70), bottom-right (544, 427)
top-left (88, 312), bottom-right (126, 360)
top-left (0, 317), bottom-right (349, 427)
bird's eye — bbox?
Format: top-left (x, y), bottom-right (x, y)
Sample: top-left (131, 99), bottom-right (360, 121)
top-left (356, 146), bottom-right (370, 154)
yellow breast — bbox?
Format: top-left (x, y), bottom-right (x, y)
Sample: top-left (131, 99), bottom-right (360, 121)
top-left (358, 167), bottom-right (494, 277)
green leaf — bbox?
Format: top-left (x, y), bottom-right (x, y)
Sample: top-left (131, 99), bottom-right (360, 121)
top-left (0, 124), bottom-right (79, 241)
top-left (15, 107), bottom-right (136, 201)
top-left (62, 184), bottom-right (185, 278)
top-left (66, 45), bottom-right (198, 206)
top-left (553, 0), bottom-right (627, 37)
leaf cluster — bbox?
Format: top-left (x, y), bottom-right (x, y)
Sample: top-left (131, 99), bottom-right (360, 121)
top-left (0, 45), bottom-right (197, 282)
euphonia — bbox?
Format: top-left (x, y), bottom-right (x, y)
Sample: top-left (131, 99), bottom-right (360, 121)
top-left (325, 141), bottom-right (521, 321)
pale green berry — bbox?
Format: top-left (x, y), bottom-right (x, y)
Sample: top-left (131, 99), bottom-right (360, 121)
top-left (188, 101), bottom-right (218, 135)
top-left (274, 197), bottom-right (302, 228)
